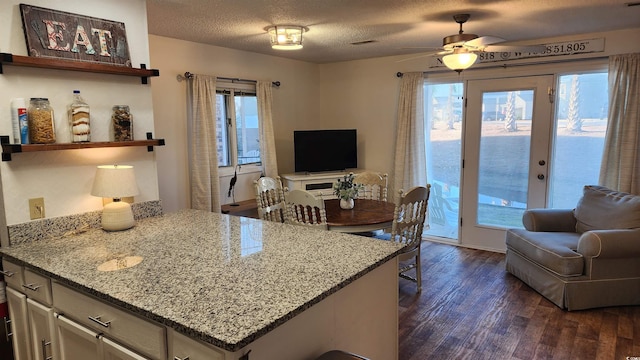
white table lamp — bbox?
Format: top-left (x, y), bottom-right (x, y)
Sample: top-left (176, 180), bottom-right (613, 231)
top-left (91, 165), bottom-right (139, 231)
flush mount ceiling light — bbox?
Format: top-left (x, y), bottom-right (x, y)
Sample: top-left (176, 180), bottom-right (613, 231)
top-left (267, 25), bottom-right (308, 50)
top-left (442, 48), bottom-right (478, 73)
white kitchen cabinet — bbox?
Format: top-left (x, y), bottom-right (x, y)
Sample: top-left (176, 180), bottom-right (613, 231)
top-left (56, 315), bottom-right (150, 360)
top-left (27, 298), bottom-right (58, 360)
top-left (4, 259), bottom-right (55, 360)
top-left (102, 337), bottom-right (150, 360)
top-left (6, 287), bottom-right (32, 360)
top-left (168, 328), bottom-right (224, 360)
top-left (56, 314), bottom-right (102, 360)
top-left (52, 282), bottom-right (165, 360)
top-left (2, 259), bottom-right (24, 289)
top-left (22, 269), bottom-right (52, 306)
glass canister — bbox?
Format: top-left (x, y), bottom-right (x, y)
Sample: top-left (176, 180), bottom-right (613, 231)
top-left (69, 90), bottom-right (90, 142)
top-left (28, 98), bottom-right (56, 144)
top-left (112, 105), bottom-right (133, 141)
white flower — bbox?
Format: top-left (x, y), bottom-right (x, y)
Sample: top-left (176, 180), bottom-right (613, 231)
top-left (333, 173), bottom-right (363, 200)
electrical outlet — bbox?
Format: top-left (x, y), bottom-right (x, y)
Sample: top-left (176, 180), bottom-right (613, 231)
top-left (29, 197), bottom-right (45, 220)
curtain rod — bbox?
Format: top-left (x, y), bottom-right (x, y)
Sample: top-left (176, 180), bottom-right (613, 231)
top-left (396, 55), bottom-right (609, 77)
top-left (176, 72), bottom-right (280, 87)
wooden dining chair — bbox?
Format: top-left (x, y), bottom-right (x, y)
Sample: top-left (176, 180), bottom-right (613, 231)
top-left (353, 172), bottom-right (388, 202)
top-left (254, 176), bottom-right (287, 223)
top-left (383, 185), bottom-right (431, 292)
top-left (284, 189), bottom-right (328, 230)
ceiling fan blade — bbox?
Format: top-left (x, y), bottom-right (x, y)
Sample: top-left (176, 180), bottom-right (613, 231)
top-left (396, 49), bottom-right (451, 62)
top-left (464, 36), bottom-right (506, 49)
top-left (400, 46), bottom-right (442, 50)
top-left (483, 44), bottom-right (547, 53)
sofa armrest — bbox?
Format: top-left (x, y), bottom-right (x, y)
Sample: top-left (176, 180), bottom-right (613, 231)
top-left (577, 229), bottom-right (640, 258)
top-left (522, 209), bottom-right (577, 232)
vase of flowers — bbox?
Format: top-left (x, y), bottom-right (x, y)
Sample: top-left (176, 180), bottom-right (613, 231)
top-left (333, 173), bottom-right (363, 210)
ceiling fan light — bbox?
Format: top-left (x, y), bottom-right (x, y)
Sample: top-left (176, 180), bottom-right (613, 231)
top-left (442, 52), bottom-right (478, 72)
top-left (267, 25), bottom-right (308, 50)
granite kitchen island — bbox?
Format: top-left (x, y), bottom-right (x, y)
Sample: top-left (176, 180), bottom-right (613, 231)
top-left (1, 209), bottom-right (403, 360)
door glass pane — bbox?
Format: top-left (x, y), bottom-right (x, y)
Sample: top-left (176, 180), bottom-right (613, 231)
top-left (424, 83), bottom-right (463, 240)
top-left (235, 95), bottom-right (260, 165)
top-left (477, 90), bottom-right (533, 227)
top-left (550, 73), bottom-right (608, 208)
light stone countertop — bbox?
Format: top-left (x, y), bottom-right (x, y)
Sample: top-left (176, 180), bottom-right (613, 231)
top-left (0, 209), bottom-right (404, 352)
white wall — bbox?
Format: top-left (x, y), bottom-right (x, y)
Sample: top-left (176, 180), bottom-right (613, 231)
top-left (149, 35), bottom-right (320, 212)
top-left (0, 0), bottom-right (159, 225)
top-left (317, 57), bottom-right (403, 180)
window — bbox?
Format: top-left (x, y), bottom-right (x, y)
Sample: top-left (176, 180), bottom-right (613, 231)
top-left (423, 82), bottom-right (464, 240)
top-left (549, 71), bottom-right (608, 208)
top-left (215, 82), bottom-right (261, 168)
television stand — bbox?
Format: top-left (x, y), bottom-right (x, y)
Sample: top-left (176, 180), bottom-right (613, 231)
top-left (281, 170), bottom-right (363, 197)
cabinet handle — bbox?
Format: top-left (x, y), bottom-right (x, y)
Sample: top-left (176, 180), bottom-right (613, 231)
top-left (0, 270), bottom-right (14, 277)
top-left (22, 283), bottom-right (41, 292)
top-left (88, 315), bottom-right (111, 328)
top-left (4, 317), bottom-right (11, 342)
top-left (41, 338), bottom-right (53, 360)
top-left (174, 357), bottom-right (190, 360)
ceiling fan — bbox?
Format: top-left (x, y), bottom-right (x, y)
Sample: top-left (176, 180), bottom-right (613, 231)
top-left (408, 14), bottom-right (546, 72)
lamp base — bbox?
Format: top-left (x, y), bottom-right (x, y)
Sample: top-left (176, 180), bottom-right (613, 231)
top-left (101, 201), bottom-right (135, 231)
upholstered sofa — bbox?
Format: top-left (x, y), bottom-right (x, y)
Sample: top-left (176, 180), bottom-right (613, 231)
top-left (505, 185), bottom-right (640, 311)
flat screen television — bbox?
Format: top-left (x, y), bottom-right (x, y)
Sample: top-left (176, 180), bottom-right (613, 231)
top-left (294, 129), bottom-right (357, 173)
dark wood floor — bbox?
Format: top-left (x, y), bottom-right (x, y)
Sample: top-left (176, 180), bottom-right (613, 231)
top-left (398, 241), bottom-right (640, 360)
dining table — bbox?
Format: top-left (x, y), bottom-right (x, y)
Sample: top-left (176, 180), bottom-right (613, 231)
top-left (324, 198), bottom-right (396, 233)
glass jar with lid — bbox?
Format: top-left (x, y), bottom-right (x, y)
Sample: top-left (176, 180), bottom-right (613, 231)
top-left (28, 98), bottom-right (56, 144)
top-left (69, 90), bottom-right (90, 142)
top-left (112, 105), bottom-right (133, 141)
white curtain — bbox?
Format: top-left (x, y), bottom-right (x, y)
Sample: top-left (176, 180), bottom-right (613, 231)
top-left (599, 53), bottom-right (640, 194)
top-left (187, 75), bottom-right (221, 212)
top-left (392, 72), bottom-right (426, 196)
top-left (257, 81), bottom-right (279, 178)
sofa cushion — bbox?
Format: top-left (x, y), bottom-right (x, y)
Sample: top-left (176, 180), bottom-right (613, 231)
top-left (506, 229), bottom-right (583, 276)
top-left (574, 185), bottom-right (640, 233)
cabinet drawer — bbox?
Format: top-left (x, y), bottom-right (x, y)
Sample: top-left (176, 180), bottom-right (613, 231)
top-left (23, 268), bottom-right (53, 306)
top-left (1, 259), bottom-right (53, 306)
top-left (169, 328), bottom-right (224, 360)
top-left (52, 282), bottom-right (166, 360)
top-left (2, 258), bottom-right (24, 289)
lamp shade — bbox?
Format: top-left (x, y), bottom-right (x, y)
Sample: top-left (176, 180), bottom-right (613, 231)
top-left (91, 165), bottom-right (139, 199)
top-left (267, 25), bottom-right (308, 50)
top-left (442, 50), bottom-right (478, 72)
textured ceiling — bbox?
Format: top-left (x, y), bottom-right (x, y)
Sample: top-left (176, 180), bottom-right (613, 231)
top-left (146, 0), bottom-right (640, 64)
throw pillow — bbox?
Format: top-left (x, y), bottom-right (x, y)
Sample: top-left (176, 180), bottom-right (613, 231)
top-left (574, 185), bottom-right (640, 233)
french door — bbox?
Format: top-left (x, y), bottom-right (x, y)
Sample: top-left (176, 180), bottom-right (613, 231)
top-left (460, 76), bottom-right (555, 250)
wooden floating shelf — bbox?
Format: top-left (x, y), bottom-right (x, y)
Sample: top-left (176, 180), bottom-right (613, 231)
top-left (1, 134), bottom-right (165, 161)
top-left (0, 53), bottom-right (159, 84)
